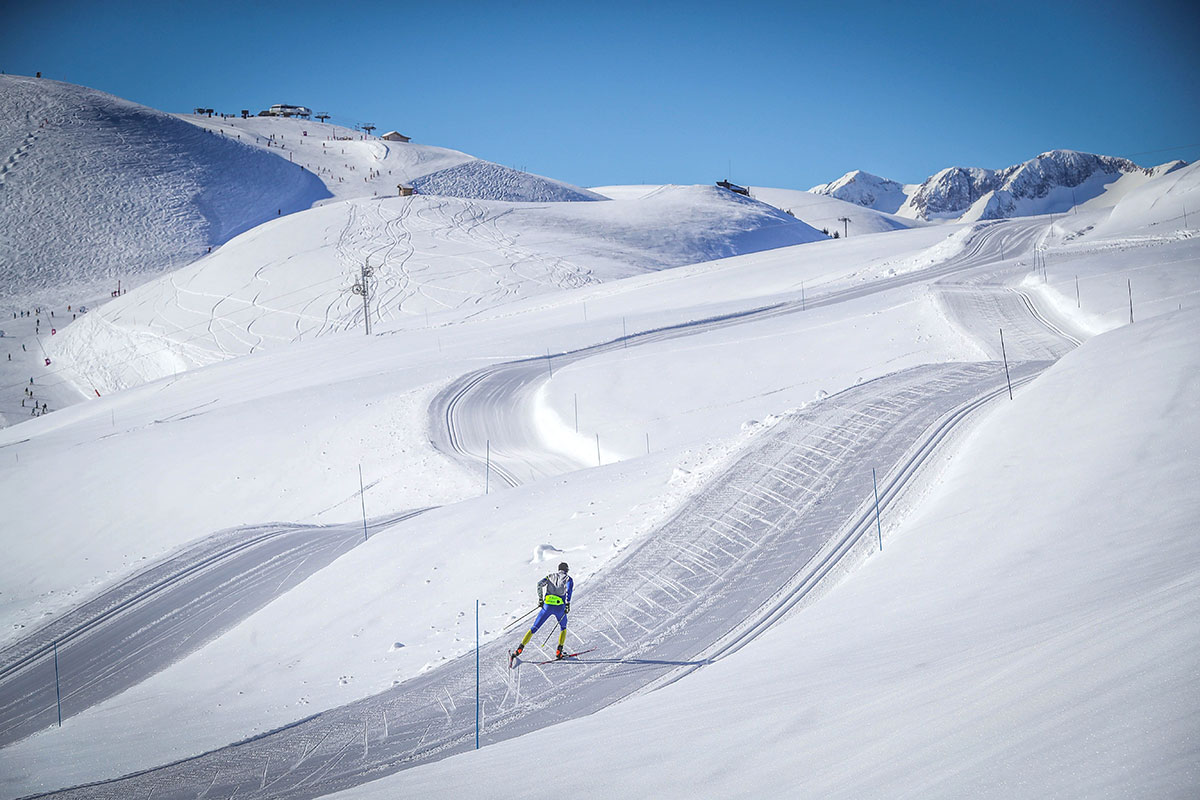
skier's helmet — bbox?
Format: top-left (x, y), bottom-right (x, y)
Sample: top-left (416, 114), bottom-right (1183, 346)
top-left (558, 562), bottom-right (569, 573)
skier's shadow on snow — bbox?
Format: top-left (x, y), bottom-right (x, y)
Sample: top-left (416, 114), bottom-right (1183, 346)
top-left (557, 658), bottom-right (713, 667)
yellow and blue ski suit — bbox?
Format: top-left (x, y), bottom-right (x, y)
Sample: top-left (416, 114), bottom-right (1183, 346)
top-left (517, 568), bottom-right (573, 654)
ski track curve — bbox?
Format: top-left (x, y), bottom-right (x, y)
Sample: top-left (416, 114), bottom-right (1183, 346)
top-left (431, 218), bottom-right (1058, 486)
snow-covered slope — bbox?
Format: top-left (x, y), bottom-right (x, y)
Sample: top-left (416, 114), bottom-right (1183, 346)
top-left (181, 114), bottom-right (605, 204)
top-left (47, 185), bottom-right (824, 393)
top-left (1090, 159), bottom-right (1199, 237)
top-left (811, 149), bottom-right (1187, 224)
top-left (0, 76), bottom-right (331, 315)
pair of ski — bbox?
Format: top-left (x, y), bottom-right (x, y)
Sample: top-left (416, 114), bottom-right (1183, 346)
top-left (509, 647), bottom-right (595, 668)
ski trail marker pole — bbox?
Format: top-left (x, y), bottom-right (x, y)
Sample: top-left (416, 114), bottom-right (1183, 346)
top-left (475, 599), bottom-right (480, 750)
top-left (54, 641), bottom-right (62, 727)
top-left (872, 468), bottom-right (882, 552)
top-left (1000, 328), bottom-right (1013, 400)
top-left (358, 464), bottom-right (368, 544)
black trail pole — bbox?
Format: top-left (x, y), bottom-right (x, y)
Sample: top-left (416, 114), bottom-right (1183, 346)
top-left (359, 464), bottom-right (368, 543)
top-left (872, 468), bottom-right (883, 552)
top-left (475, 599), bottom-right (480, 750)
top-left (1128, 279), bottom-right (1134, 324)
top-left (54, 641), bottom-right (62, 727)
top-left (1000, 328), bottom-right (1013, 400)
top-left (503, 606), bottom-right (539, 631)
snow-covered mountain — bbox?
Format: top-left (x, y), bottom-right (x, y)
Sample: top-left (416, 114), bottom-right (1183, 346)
top-left (807, 170), bottom-right (910, 215)
top-left (812, 150), bottom-right (1187, 223)
top-left (0, 76), bottom-right (331, 316)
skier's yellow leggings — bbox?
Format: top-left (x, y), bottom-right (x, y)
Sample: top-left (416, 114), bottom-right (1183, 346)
top-left (519, 628), bottom-right (566, 648)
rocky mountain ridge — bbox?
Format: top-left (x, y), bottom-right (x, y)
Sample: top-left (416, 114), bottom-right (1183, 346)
top-left (812, 150), bottom-right (1186, 223)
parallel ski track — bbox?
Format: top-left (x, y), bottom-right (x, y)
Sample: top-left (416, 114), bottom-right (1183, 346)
top-left (0, 511), bottom-right (426, 748)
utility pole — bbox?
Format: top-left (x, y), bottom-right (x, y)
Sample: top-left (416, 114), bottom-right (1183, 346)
top-left (353, 260), bottom-right (374, 335)
top-left (838, 216), bottom-right (851, 238)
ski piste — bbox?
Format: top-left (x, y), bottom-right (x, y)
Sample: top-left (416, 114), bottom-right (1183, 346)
top-left (510, 647), bottom-right (596, 667)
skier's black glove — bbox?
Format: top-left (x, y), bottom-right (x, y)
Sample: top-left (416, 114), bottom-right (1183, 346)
top-left (538, 599), bottom-right (544, 608)
top-left (564, 602), bottom-right (570, 614)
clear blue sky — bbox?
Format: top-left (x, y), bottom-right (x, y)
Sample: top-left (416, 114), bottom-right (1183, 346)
top-left (3, 0), bottom-right (1197, 189)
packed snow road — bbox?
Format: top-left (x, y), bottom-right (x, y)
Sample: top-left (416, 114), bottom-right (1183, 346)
top-left (29, 359), bottom-right (1046, 799)
top-left (0, 513), bottom-right (424, 749)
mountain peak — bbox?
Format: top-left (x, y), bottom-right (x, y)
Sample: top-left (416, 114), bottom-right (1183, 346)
top-left (809, 170), bottom-right (907, 214)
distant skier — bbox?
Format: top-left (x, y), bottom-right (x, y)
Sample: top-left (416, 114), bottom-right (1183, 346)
top-left (511, 562), bottom-right (573, 663)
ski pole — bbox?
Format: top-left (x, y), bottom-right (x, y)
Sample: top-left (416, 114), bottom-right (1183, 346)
top-left (542, 627), bottom-right (556, 648)
top-left (502, 606), bottom-right (539, 632)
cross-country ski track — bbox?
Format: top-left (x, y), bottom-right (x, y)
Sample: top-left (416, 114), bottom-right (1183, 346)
top-left (0, 512), bottom-right (426, 750)
top-left (2, 216), bottom-right (1094, 798)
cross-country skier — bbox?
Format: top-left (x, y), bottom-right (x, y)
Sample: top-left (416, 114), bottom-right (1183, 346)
top-left (511, 562), bottom-right (573, 662)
